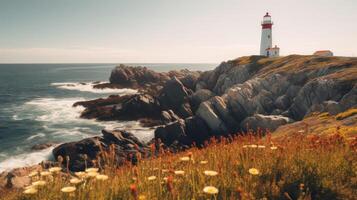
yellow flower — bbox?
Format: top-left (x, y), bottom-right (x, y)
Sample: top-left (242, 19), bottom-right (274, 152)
top-left (32, 180), bottom-right (47, 187)
top-left (40, 171), bottom-right (51, 176)
top-left (49, 167), bottom-right (62, 173)
top-left (203, 186), bottom-right (219, 194)
top-left (147, 176), bottom-right (157, 181)
top-left (174, 170), bottom-right (185, 175)
top-left (96, 174), bottom-right (109, 181)
top-left (249, 144), bottom-right (258, 148)
top-left (85, 168), bottom-right (99, 173)
top-left (180, 156), bottom-right (190, 162)
top-left (270, 146), bottom-right (278, 150)
top-left (61, 186), bottom-right (76, 193)
top-left (75, 171), bottom-right (87, 178)
top-left (258, 145), bottom-right (266, 148)
top-left (204, 170), bottom-right (218, 176)
top-left (23, 187), bottom-right (38, 194)
top-left (138, 195), bottom-right (147, 200)
top-left (200, 160), bottom-right (208, 164)
top-left (70, 178), bottom-right (82, 184)
top-left (248, 168), bottom-right (260, 175)
top-left (87, 171), bottom-right (98, 178)
top-left (28, 171), bottom-right (38, 177)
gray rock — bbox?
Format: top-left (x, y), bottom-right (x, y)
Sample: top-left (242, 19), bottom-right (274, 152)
top-left (241, 114), bottom-right (293, 132)
top-left (196, 101), bottom-right (228, 134)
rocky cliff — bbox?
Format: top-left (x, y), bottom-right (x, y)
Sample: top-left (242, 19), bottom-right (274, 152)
top-left (54, 55), bottom-right (356, 170)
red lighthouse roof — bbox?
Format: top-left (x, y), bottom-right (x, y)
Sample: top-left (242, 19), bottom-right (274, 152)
top-left (264, 12), bottom-right (271, 17)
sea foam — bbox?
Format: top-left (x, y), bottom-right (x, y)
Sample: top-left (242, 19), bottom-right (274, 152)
top-left (51, 82), bottom-right (137, 94)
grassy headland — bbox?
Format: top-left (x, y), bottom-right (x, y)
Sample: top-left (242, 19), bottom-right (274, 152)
top-left (2, 110), bottom-right (356, 200)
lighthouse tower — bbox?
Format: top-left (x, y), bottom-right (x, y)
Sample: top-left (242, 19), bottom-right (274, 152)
top-left (260, 12), bottom-right (274, 56)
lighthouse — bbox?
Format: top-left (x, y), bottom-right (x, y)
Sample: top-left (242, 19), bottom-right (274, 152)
top-left (260, 12), bottom-right (279, 57)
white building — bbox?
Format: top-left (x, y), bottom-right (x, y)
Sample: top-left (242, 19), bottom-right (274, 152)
top-left (260, 12), bottom-right (280, 57)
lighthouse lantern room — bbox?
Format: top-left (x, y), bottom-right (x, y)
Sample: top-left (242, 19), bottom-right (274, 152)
top-left (260, 12), bottom-right (279, 57)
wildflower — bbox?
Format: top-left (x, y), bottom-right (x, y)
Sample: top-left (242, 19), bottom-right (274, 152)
top-left (162, 169), bottom-right (169, 173)
top-left (200, 160), bottom-right (208, 164)
top-left (243, 145), bottom-right (249, 148)
top-left (28, 171), bottom-right (38, 177)
top-left (203, 186), bottom-right (219, 194)
top-left (75, 171), bottom-right (86, 178)
top-left (87, 171), bottom-right (98, 178)
top-left (40, 171), bottom-right (51, 176)
top-left (132, 177), bottom-right (137, 181)
top-left (163, 177), bottom-right (168, 181)
top-left (248, 168), bottom-right (260, 175)
top-left (147, 176), bottom-right (157, 181)
top-left (249, 144), bottom-right (258, 148)
top-left (174, 170), bottom-right (185, 175)
top-left (258, 145), bottom-right (266, 148)
top-left (204, 170), bottom-right (218, 177)
top-left (130, 184), bottom-right (138, 199)
top-left (138, 195), bottom-right (147, 200)
top-left (180, 156), bottom-right (191, 162)
top-left (270, 146), bottom-right (278, 150)
top-left (85, 167), bottom-right (99, 173)
top-left (61, 186), bottom-right (76, 193)
top-left (32, 180), bottom-right (46, 187)
top-left (23, 187), bottom-right (38, 194)
top-left (70, 178), bottom-right (82, 184)
top-left (49, 167), bottom-right (62, 173)
top-left (96, 174), bottom-right (109, 181)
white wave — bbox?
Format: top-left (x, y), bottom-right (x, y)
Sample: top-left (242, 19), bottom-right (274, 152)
top-left (26, 133), bottom-right (45, 141)
top-left (0, 147), bottom-right (54, 173)
top-left (51, 82), bottom-right (137, 94)
top-left (4, 97), bottom-right (155, 171)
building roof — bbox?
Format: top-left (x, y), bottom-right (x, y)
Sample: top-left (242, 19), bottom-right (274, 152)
top-left (314, 50), bottom-right (332, 53)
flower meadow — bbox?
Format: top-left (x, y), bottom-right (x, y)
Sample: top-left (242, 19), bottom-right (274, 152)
top-left (3, 130), bottom-right (357, 200)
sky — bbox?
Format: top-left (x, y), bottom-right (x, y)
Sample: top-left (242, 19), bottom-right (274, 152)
top-left (0, 0), bottom-right (356, 63)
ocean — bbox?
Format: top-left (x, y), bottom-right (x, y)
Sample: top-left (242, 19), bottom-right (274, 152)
top-left (0, 63), bottom-right (216, 172)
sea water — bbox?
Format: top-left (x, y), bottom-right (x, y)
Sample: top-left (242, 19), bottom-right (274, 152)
top-left (0, 63), bottom-right (216, 172)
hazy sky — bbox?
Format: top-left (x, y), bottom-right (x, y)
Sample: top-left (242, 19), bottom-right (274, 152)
top-left (0, 0), bottom-right (356, 63)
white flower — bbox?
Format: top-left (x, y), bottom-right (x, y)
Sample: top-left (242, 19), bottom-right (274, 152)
top-left (40, 171), bottom-right (51, 176)
top-left (200, 160), bottom-right (208, 164)
top-left (204, 170), bottom-right (218, 176)
top-left (32, 180), bottom-right (46, 187)
top-left (75, 171), bottom-right (87, 178)
top-left (96, 174), bottom-right (109, 181)
top-left (61, 186), bottom-right (76, 193)
top-left (203, 186), bottom-right (219, 194)
top-left (85, 168), bottom-right (99, 173)
top-left (174, 170), bottom-right (185, 175)
top-left (270, 146), bottom-right (278, 150)
top-left (28, 171), bottom-right (38, 177)
top-left (86, 171), bottom-right (98, 178)
top-left (258, 145), bottom-right (266, 149)
top-left (147, 176), bottom-right (157, 181)
top-left (49, 167), bottom-right (62, 173)
top-left (70, 178), bottom-right (82, 184)
top-left (248, 168), bottom-right (260, 175)
top-left (180, 156), bottom-right (191, 162)
top-left (23, 187), bottom-right (38, 194)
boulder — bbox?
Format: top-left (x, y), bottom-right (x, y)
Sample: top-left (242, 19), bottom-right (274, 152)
top-left (184, 116), bottom-right (211, 145)
top-left (189, 89), bottom-right (215, 111)
top-left (161, 110), bottom-right (181, 124)
top-left (154, 119), bottom-right (189, 146)
top-left (53, 129), bottom-right (148, 171)
top-left (240, 114), bottom-right (293, 132)
top-left (196, 101), bottom-right (228, 134)
top-left (31, 143), bottom-right (56, 151)
top-left (53, 137), bottom-right (104, 171)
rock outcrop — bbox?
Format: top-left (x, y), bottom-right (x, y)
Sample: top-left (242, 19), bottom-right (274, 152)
top-left (53, 129), bottom-right (148, 171)
top-left (73, 55), bottom-right (356, 150)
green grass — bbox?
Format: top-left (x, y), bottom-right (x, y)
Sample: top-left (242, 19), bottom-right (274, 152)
top-left (3, 129), bottom-right (357, 200)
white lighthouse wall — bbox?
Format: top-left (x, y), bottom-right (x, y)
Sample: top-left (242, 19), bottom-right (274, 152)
top-left (260, 28), bottom-right (272, 56)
